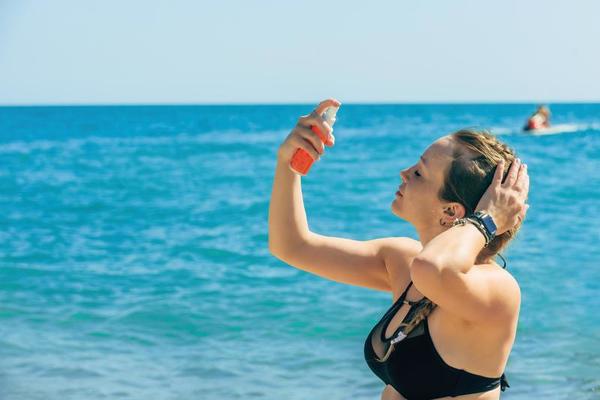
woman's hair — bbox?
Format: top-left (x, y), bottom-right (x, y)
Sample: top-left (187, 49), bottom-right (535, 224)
top-left (400, 128), bottom-right (521, 336)
top-left (399, 299), bottom-right (438, 338)
top-left (537, 105), bottom-right (550, 116)
top-left (441, 128), bottom-right (521, 264)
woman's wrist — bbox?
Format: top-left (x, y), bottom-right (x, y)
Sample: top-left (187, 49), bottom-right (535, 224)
top-left (447, 223), bottom-right (487, 273)
top-left (417, 217), bottom-right (487, 274)
top-left (452, 217), bottom-right (491, 247)
top-left (469, 210), bottom-right (498, 245)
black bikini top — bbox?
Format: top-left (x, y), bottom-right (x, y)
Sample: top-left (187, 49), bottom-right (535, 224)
top-left (364, 281), bottom-right (509, 399)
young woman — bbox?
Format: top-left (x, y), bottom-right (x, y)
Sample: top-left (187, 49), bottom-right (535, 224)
top-left (269, 99), bottom-right (529, 400)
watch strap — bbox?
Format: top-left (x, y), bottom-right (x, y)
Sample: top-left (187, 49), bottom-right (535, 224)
top-left (452, 216), bottom-right (493, 247)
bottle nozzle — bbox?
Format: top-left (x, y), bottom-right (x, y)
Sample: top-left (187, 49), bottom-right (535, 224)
top-left (322, 106), bottom-right (339, 127)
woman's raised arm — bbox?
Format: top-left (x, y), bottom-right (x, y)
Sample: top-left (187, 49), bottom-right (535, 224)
top-left (268, 99), bottom-right (418, 292)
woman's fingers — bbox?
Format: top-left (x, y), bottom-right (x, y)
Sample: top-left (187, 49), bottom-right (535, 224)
top-left (493, 159), bottom-right (506, 187)
top-left (516, 161), bottom-right (527, 182)
top-left (297, 126), bottom-right (325, 155)
top-left (278, 99), bottom-right (339, 165)
top-left (298, 114), bottom-right (333, 144)
top-left (314, 98), bottom-right (341, 115)
top-left (296, 137), bottom-right (321, 161)
top-left (503, 158), bottom-right (521, 187)
top-left (313, 98), bottom-right (339, 144)
top-left (482, 157), bottom-right (532, 233)
top-left (294, 127), bottom-right (324, 159)
top-left (512, 161), bottom-right (530, 229)
top-left (510, 160), bottom-right (530, 206)
top-left (327, 132), bottom-right (335, 146)
top-left (523, 173), bottom-right (530, 197)
top-left (296, 99), bottom-right (340, 145)
top-left (311, 118), bottom-right (333, 143)
top-left (517, 163), bottom-right (529, 197)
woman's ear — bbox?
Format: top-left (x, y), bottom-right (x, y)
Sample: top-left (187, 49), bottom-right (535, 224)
top-left (440, 203), bottom-right (466, 226)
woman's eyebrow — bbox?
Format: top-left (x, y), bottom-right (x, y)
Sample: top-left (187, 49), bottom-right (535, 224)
top-left (420, 156), bottom-right (427, 167)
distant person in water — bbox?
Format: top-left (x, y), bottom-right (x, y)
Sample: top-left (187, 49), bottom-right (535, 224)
top-left (524, 105), bottom-right (551, 131)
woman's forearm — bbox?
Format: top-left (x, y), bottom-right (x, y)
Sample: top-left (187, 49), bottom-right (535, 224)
top-left (414, 223), bottom-right (486, 274)
top-left (268, 158), bottom-right (311, 255)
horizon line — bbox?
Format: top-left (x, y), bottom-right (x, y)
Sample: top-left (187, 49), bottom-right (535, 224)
top-left (1, 100), bottom-right (600, 108)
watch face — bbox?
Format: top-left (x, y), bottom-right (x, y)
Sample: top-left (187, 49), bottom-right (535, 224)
top-left (481, 215), bottom-right (497, 235)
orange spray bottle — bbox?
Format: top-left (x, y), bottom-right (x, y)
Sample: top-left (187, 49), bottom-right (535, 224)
top-left (290, 105), bottom-right (339, 175)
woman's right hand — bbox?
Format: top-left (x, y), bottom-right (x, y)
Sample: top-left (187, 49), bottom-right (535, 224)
top-left (277, 98), bottom-right (340, 165)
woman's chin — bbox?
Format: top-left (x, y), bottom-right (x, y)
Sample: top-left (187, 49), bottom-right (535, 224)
top-left (391, 201), bottom-right (413, 222)
top-left (391, 201), bottom-right (404, 218)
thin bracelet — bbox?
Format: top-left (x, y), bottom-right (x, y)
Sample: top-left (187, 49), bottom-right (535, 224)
top-left (452, 217), bottom-right (491, 247)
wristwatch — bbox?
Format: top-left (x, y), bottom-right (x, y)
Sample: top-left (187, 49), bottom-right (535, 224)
top-left (452, 211), bottom-right (497, 247)
top-left (472, 211), bottom-right (497, 239)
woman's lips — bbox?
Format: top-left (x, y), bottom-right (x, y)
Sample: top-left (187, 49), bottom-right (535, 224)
top-left (396, 187), bottom-right (403, 197)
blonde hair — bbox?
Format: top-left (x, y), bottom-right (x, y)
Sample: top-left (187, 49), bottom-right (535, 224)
top-left (400, 128), bottom-right (522, 335)
top-left (442, 128), bottom-right (521, 264)
top-left (398, 298), bottom-right (438, 337)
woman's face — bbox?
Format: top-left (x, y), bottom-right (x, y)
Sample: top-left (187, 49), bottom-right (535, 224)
top-left (391, 136), bottom-right (463, 228)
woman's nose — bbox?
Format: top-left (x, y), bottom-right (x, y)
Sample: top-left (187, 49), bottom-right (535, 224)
top-left (400, 168), bottom-right (410, 182)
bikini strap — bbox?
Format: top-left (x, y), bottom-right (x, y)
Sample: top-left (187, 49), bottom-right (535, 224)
top-left (500, 373), bottom-right (510, 391)
top-left (389, 281), bottom-right (414, 310)
top-left (400, 281), bottom-right (413, 300)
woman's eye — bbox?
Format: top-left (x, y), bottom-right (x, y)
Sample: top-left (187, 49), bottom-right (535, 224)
top-left (414, 170), bottom-right (421, 177)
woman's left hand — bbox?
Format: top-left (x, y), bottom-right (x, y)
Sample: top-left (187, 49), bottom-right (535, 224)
top-left (475, 158), bottom-right (530, 235)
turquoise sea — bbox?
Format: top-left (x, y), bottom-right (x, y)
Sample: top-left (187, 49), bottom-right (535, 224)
top-left (0, 104), bottom-right (598, 399)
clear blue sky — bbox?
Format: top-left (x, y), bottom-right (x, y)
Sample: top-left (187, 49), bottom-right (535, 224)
top-left (1, 0), bottom-right (599, 105)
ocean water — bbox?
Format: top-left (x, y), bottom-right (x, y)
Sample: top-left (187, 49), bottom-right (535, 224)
top-left (0, 104), bottom-right (598, 399)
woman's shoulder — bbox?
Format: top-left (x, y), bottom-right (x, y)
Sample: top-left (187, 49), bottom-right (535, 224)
top-left (380, 236), bottom-right (423, 267)
top-left (378, 237), bottom-right (422, 295)
top-left (479, 260), bottom-right (520, 286)
top-left (475, 261), bottom-right (521, 318)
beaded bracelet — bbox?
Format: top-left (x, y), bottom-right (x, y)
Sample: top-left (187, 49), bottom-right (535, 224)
top-left (452, 217), bottom-right (492, 247)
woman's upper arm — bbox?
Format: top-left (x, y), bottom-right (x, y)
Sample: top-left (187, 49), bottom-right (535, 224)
top-left (411, 260), bottom-right (521, 323)
top-left (271, 233), bottom-right (420, 292)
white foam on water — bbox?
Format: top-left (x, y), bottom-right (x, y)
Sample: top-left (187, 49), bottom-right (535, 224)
top-left (525, 123), bottom-right (581, 136)
top-left (491, 123), bottom-right (598, 137)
